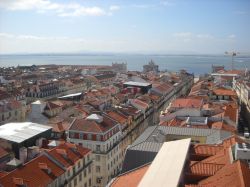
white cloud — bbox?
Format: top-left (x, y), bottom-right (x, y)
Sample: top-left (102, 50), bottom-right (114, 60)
top-left (0, 0), bottom-right (118, 17)
top-left (196, 34), bottom-right (213, 39)
top-left (160, 1), bottom-right (175, 6)
top-left (173, 32), bottom-right (192, 37)
top-left (109, 5), bottom-right (120, 11)
top-left (58, 6), bottom-right (107, 17)
top-left (132, 4), bottom-right (155, 9)
top-left (228, 34), bottom-right (236, 39)
top-left (0, 33), bottom-right (15, 38)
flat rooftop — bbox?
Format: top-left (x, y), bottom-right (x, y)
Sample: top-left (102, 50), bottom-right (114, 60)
top-left (123, 81), bottom-right (152, 87)
top-left (138, 138), bottom-right (191, 187)
top-left (0, 122), bottom-right (52, 143)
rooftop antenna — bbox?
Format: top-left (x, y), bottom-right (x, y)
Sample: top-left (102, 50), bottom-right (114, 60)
top-left (225, 51), bottom-right (240, 70)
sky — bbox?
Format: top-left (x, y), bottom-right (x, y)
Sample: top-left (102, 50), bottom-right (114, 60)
top-left (0, 0), bottom-right (250, 54)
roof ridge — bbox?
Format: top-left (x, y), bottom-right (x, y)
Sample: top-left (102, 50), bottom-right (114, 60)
top-left (130, 126), bottom-right (158, 148)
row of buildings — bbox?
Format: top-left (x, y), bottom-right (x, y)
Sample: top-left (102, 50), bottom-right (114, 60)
top-left (0, 62), bottom-right (194, 186)
top-left (107, 66), bottom-right (250, 186)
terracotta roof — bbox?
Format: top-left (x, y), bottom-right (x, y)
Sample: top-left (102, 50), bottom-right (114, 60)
top-left (110, 164), bottom-right (150, 187)
top-left (189, 162), bottom-right (224, 176)
top-left (0, 171), bottom-right (8, 178)
top-left (149, 93), bottom-right (160, 101)
top-left (197, 160), bottom-right (250, 187)
top-left (69, 115), bottom-right (118, 133)
top-left (171, 98), bottom-right (203, 108)
top-left (225, 70), bottom-right (244, 75)
top-left (213, 88), bottom-right (237, 96)
top-left (0, 147), bottom-right (9, 159)
top-left (221, 135), bottom-right (246, 148)
top-left (160, 118), bottom-right (185, 127)
top-left (47, 142), bottom-right (90, 168)
top-left (107, 111), bottom-right (127, 125)
top-left (44, 101), bottom-right (61, 111)
top-left (224, 105), bottom-right (237, 123)
top-left (0, 154), bottom-right (65, 187)
top-left (211, 121), bottom-right (237, 133)
top-left (51, 122), bottom-right (70, 133)
top-left (132, 99), bottom-right (149, 109)
top-left (192, 144), bottom-right (223, 156)
top-left (200, 149), bottom-right (232, 165)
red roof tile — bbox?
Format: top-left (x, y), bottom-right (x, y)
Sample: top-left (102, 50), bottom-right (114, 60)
top-left (107, 111), bottom-right (127, 125)
top-left (189, 162), bottom-right (224, 176)
top-left (211, 121), bottom-right (237, 133)
top-left (0, 154), bottom-right (65, 187)
top-left (192, 145), bottom-right (223, 156)
top-left (171, 98), bottom-right (203, 109)
top-left (111, 164), bottom-right (150, 187)
top-left (47, 143), bottom-right (90, 168)
top-left (213, 88), bottom-right (237, 96)
top-left (70, 115), bottom-right (118, 133)
top-left (198, 160), bottom-right (250, 187)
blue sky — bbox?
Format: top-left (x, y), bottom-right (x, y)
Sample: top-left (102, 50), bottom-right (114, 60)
top-left (0, 0), bottom-right (249, 54)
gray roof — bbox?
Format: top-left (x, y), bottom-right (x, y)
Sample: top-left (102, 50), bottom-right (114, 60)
top-left (0, 122), bottom-right (52, 143)
top-left (129, 142), bottom-right (163, 152)
top-left (131, 126), bottom-right (158, 146)
top-left (121, 125), bottom-right (232, 173)
top-left (131, 126), bottom-right (232, 146)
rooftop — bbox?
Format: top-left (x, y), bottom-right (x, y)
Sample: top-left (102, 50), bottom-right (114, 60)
top-left (171, 98), bottom-right (203, 109)
top-left (110, 164), bottom-right (150, 187)
top-left (138, 139), bottom-right (191, 187)
top-left (0, 122), bottom-right (52, 143)
top-left (123, 81), bottom-right (152, 87)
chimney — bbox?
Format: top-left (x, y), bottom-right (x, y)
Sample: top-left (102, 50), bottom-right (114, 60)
top-left (57, 122), bottom-right (63, 131)
top-left (56, 149), bottom-right (67, 156)
top-left (13, 177), bottom-right (25, 186)
top-left (38, 162), bottom-right (52, 174)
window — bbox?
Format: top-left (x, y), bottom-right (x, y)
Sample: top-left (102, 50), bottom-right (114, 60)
top-left (79, 133), bottom-right (83, 139)
top-left (87, 154), bottom-right (90, 161)
top-left (67, 170), bottom-right (70, 177)
top-left (70, 132), bottom-right (75, 138)
top-left (96, 155), bottom-right (100, 161)
top-left (84, 183), bottom-right (87, 187)
top-left (87, 134), bottom-right (92, 140)
top-left (89, 178), bottom-right (91, 186)
top-left (96, 177), bottom-right (101, 184)
top-left (96, 145), bottom-right (101, 152)
top-left (78, 161), bottom-right (81, 168)
top-left (84, 169), bottom-right (87, 177)
top-left (15, 111), bottom-right (18, 116)
top-left (88, 165), bottom-right (91, 173)
top-left (96, 166), bottom-right (101, 173)
top-left (79, 173), bottom-right (82, 181)
top-left (74, 178), bottom-right (77, 186)
top-left (96, 134), bottom-right (101, 141)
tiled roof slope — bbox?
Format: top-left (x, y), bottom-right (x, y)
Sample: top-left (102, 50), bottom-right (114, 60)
top-left (47, 142), bottom-right (90, 168)
top-left (69, 114), bottom-right (117, 133)
top-left (198, 160), bottom-right (250, 187)
top-left (0, 154), bottom-right (65, 187)
top-left (110, 164), bottom-right (150, 187)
